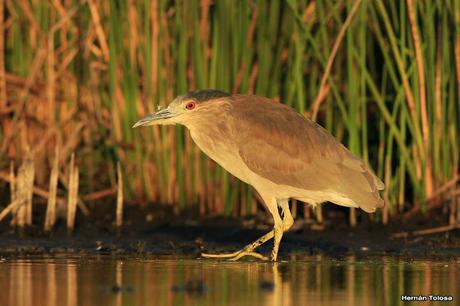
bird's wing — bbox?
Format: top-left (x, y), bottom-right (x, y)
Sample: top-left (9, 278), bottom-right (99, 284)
top-left (232, 96), bottom-right (344, 189)
top-left (231, 96), bottom-right (384, 211)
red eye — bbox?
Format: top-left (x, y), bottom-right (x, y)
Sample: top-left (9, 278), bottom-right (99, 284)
top-left (185, 101), bottom-right (196, 110)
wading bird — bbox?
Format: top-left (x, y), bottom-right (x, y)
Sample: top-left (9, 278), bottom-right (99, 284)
top-left (133, 90), bottom-right (384, 261)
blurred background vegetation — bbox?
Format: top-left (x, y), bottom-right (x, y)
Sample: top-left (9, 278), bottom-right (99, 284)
top-left (0, 0), bottom-right (459, 228)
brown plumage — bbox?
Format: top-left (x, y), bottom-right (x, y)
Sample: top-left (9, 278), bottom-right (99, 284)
top-left (133, 89), bottom-right (385, 261)
top-left (231, 95), bottom-right (384, 212)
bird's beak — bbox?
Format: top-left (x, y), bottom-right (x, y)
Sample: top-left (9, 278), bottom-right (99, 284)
top-left (132, 108), bottom-right (176, 128)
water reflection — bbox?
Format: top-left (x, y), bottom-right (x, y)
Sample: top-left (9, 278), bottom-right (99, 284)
top-left (0, 255), bottom-right (458, 306)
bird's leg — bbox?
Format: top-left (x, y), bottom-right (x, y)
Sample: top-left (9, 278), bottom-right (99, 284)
top-left (201, 197), bottom-right (294, 261)
top-left (270, 199), bottom-right (293, 261)
top-left (230, 199), bottom-right (292, 261)
top-left (201, 197), bottom-right (279, 260)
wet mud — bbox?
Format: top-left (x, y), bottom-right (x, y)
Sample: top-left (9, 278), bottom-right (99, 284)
top-left (0, 202), bottom-right (459, 259)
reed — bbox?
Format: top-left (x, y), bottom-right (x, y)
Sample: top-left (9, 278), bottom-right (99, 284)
top-left (116, 161), bottom-right (123, 230)
top-left (0, 0), bottom-right (459, 227)
top-left (12, 152), bottom-right (35, 229)
top-left (44, 145), bottom-right (59, 232)
top-left (24, 152), bottom-right (34, 226)
top-left (0, 199), bottom-right (19, 221)
top-left (9, 162), bottom-right (16, 225)
top-left (66, 154), bottom-right (79, 234)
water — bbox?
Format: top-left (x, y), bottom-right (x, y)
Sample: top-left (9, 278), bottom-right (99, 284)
top-left (0, 255), bottom-right (458, 306)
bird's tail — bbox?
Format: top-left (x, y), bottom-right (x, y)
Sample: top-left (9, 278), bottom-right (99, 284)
top-left (337, 159), bottom-right (385, 213)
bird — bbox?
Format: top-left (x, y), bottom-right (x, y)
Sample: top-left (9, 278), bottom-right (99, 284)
top-left (133, 89), bottom-right (385, 261)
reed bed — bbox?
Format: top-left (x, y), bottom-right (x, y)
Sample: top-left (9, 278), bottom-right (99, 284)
top-left (0, 0), bottom-right (459, 227)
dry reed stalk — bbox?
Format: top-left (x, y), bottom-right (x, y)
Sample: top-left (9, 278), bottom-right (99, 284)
top-left (31, 129), bottom-right (55, 157)
top-left (150, 0), bottom-right (159, 97)
top-left (0, 170), bottom-right (68, 202)
top-left (24, 152), bottom-right (34, 226)
top-left (67, 154), bottom-right (79, 234)
top-left (57, 170), bottom-right (89, 216)
top-left (0, 200), bottom-right (19, 221)
top-left (302, 1), bottom-right (316, 23)
top-left (15, 153), bottom-right (35, 228)
top-left (51, 0), bottom-right (67, 17)
top-left (49, 0), bottom-right (82, 34)
top-left (56, 48), bottom-right (78, 78)
top-left (393, 223), bottom-right (460, 238)
top-left (82, 187), bottom-right (116, 201)
top-left (427, 174), bottom-right (460, 203)
top-left (46, 33), bottom-right (56, 125)
top-left (248, 64), bottom-right (258, 95)
top-left (199, 0), bottom-right (211, 42)
top-left (311, 0), bottom-right (362, 121)
top-left (9, 162), bottom-right (16, 226)
top-left (15, 0), bottom-right (42, 35)
top-left (0, 0), bottom-right (6, 108)
top-left (413, 145), bottom-right (422, 180)
top-left (116, 162), bottom-right (123, 229)
top-left (403, 174), bottom-right (460, 220)
top-left (0, 48), bottom-right (46, 153)
top-left (47, 0), bottom-right (83, 127)
top-left (87, 0), bottom-right (109, 62)
top-left (112, 87), bottom-right (124, 143)
top-left (60, 121), bottom-right (84, 162)
top-left (44, 145), bottom-right (60, 232)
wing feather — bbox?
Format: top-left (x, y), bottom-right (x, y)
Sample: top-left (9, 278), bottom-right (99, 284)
top-left (231, 96), bottom-right (384, 210)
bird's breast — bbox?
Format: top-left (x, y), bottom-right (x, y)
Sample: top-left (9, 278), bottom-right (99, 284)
top-left (189, 126), bottom-right (253, 185)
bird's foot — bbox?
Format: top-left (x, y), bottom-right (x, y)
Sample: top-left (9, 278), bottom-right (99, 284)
top-left (201, 249), bottom-right (269, 261)
top-left (201, 229), bottom-right (275, 261)
top-left (229, 250), bottom-right (269, 261)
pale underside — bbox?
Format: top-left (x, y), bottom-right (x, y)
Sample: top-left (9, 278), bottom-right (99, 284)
top-left (186, 95), bottom-right (384, 213)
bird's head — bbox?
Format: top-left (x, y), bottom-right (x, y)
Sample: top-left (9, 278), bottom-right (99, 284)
top-left (132, 89), bottom-right (231, 128)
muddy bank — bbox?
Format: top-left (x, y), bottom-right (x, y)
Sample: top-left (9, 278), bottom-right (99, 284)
top-left (0, 202), bottom-right (459, 259)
